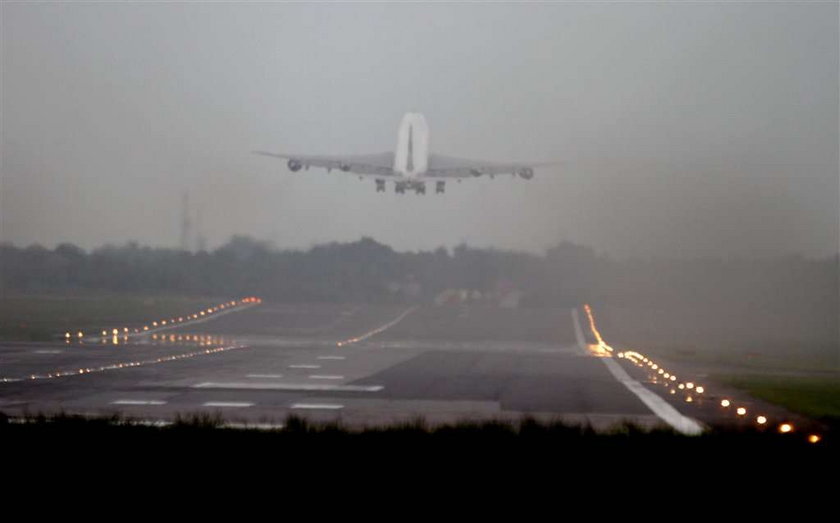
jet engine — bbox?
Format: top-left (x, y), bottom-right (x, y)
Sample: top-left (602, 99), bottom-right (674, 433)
top-left (287, 159), bottom-right (303, 172)
top-left (518, 168), bottom-right (534, 180)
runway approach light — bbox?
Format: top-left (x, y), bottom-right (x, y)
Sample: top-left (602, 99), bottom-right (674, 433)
top-left (808, 434), bottom-right (821, 444)
top-left (721, 399), bottom-right (731, 408)
top-left (64, 332), bottom-right (71, 339)
top-left (756, 416), bottom-right (767, 425)
top-left (736, 407), bottom-right (747, 416)
top-left (779, 423), bottom-right (793, 434)
top-left (695, 386), bottom-right (704, 394)
top-left (112, 329), bottom-right (119, 335)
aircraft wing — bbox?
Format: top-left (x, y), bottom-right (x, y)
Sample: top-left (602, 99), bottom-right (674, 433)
top-left (425, 154), bottom-right (555, 179)
top-left (253, 151), bottom-right (396, 177)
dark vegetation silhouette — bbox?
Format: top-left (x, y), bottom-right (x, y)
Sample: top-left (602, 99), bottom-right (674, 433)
top-left (1, 236), bottom-right (837, 354)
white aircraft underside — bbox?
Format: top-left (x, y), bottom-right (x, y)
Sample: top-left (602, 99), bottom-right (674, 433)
top-left (254, 113), bottom-right (550, 194)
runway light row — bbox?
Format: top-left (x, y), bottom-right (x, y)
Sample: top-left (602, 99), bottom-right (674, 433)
top-left (584, 304), bottom-right (820, 444)
top-left (146, 333), bottom-right (230, 347)
top-left (336, 306), bottom-right (417, 347)
top-left (63, 296), bottom-right (262, 345)
top-left (583, 304), bottom-right (614, 356)
top-left (1, 345), bottom-right (248, 383)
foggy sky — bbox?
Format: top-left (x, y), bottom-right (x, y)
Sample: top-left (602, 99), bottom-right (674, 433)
top-left (2, 2), bottom-right (837, 258)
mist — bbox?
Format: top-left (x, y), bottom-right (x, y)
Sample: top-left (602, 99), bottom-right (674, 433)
top-left (2, 2), bottom-right (837, 259)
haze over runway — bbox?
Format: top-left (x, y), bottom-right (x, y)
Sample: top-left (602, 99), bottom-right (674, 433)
top-left (0, 301), bottom-right (802, 433)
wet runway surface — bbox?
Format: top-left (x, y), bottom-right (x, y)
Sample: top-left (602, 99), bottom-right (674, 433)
top-left (0, 303), bottom-right (782, 431)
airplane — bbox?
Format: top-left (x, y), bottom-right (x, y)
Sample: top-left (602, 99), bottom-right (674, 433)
top-left (253, 113), bottom-right (552, 195)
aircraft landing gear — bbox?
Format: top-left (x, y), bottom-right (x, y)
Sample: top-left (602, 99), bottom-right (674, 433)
top-left (376, 179), bottom-right (386, 192)
top-left (415, 182), bottom-right (426, 195)
top-left (436, 181), bottom-right (445, 194)
top-left (395, 182), bottom-right (407, 194)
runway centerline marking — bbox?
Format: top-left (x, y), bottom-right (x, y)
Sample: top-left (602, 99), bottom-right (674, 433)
top-left (572, 307), bottom-right (703, 436)
top-left (203, 401), bottom-right (254, 408)
top-left (289, 364), bottom-right (320, 369)
top-left (193, 382), bottom-right (382, 392)
top-left (290, 403), bottom-right (344, 410)
top-left (247, 374), bottom-right (284, 378)
top-left (317, 356), bottom-right (346, 360)
top-left (112, 399), bottom-right (167, 406)
top-left (309, 375), bottom-right (344, 380)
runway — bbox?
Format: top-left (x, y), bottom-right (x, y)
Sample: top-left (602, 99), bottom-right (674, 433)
top-left (0, 302), bottom-right (785, 432)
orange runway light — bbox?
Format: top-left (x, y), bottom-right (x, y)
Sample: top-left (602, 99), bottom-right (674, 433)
top-left (736, 407), bottom-right (747, 416)
top-left (779, 423), bottom-right (794, 434)
top-left (808, 434), bottom-right (821, 444)
top-left (582, 304), bottom-right (614, 354)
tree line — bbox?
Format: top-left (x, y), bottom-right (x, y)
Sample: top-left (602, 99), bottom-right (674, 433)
top-left (1, 235), bottom-right (836, 313)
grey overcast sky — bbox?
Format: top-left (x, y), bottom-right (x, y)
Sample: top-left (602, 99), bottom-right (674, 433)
top-left (1, 1), bottom-right (837, 258)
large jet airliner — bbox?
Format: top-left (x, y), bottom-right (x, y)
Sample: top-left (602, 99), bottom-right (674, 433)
top-left (253, 113), bottom-right (551, 194)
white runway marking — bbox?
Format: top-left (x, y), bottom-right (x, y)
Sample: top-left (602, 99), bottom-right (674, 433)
top-left (289, 364), bottom-right (320, 369)
top-left (35, 350), bottom-right (64, 354)
top-left (309, 375), bottom-right (344, 380)
top-left (193, 382), bottom-right (382, 392)
top-left (247, 374), bottom-right (284, 378)
top-left (112, 399), bottom-right (167, 405)
top-left (571, 309), bottom-right (588, 356)
top-left (202, 401), bottom-right (254, 408)
top-left (317, 356), bottom-right (346, 360)
top-left (600, 359), bottom-right (703, 435)
top-left (572, 307), bottom-right (703, 436)
top-left (290, 403), bottom-right (344, 410)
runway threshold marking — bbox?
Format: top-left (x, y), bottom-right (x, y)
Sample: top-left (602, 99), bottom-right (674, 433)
top-left (309, 375), bottom-right (344, 380)
top-left (290, 403), bottom-right (344, 410)
top-left (193, 382), bottom-right (382, 392)
top-left (247, 374), bottom-right (284, 378)
top-left (289, 364), bottom-right (320, 369)
top-left (317, 356), bottom-right (346, 360)
top-left (202, 402), bottom-right (254, 408)
top-left (572, 307), bottom-right (703, 436)
top-left (112, 399), bottom-right (167, 406)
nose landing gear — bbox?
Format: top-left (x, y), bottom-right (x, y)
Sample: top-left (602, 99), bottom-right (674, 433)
top-left (436, 181), bottom-right (445, 194)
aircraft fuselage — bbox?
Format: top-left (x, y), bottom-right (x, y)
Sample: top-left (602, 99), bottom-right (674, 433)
top-left (393, 113), bottom-right (429, 179)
